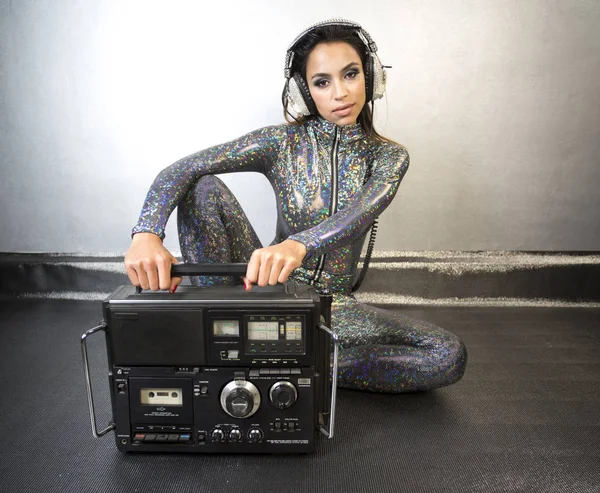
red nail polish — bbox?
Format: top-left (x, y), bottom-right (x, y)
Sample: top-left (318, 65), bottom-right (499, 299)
top-left (171, 285), bottom-right (178, 294)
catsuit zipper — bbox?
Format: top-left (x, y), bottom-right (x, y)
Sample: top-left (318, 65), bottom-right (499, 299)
top-left (311, 126), bottom-right (340, 285)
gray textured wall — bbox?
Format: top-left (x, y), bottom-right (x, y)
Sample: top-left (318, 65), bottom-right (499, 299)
top-left (1, 0), bottom-right (599, 254)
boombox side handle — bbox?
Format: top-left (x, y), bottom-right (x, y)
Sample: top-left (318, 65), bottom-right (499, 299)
top-left (317, 322), bottom-right (339, 439)
top-left (80, 322), bottom-right (116, 438)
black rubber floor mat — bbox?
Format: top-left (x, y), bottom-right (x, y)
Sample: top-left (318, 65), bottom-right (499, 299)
top-left (0, 300), bottom-right (598, 493)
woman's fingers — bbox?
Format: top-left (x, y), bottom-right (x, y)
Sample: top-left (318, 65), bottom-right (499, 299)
top-left (268, 257), bottom-right (286, 285)
top-left (248, 248), bottom-right (279, 287)
top-left (257, 255), bottom-right (274, 286)
top-left (248, 249), bottom-right (280, 287)
top-left (154, 255), bottom-right (173, 291)
top-left (169, 256), bottom-right (182, 293)
top-left (125, 233), bottom-right (180, 292)
top-left (278, 260), bottom-right (297, 284)
top-left (143, 260), bottom-right (161, 290)
top-left (246, 241), bottom-right (306, 288)
top-left (125, 263), bottom-right (140, 287)
top-left (242, 276), bottom-right (253, 291)
top-left (129, 256), bottom-right (180, 292)
top-left (134, 263), bottom-right (152, 290)
top-left (246, 252), bottom-right (261, 286)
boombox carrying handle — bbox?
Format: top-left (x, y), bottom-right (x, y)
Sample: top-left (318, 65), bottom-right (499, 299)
top-left (81, 322), bottom-right (116, 438)
top-left (171, 263), bottom-right (248, 276)
top-left (317, 322), bottom-right (339, 439)
top-left (135, 263), bottom-right (248, 293)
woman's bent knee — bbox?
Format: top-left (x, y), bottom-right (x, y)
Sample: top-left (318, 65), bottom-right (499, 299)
top-left (436, 336), bottom-right (467, 389)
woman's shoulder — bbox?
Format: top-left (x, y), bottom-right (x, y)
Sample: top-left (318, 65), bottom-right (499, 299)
top-left (244, 122), bottom-right (290, 137)
top-left (256, 120), bottom-right (312, 142)
top-left (370, 137), bottom-right (409, 162)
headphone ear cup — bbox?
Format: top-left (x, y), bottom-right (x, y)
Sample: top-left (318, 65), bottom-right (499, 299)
top-left (371, 54), bottom-right (386, 101)
top-left (291, 73), bottom-right (318, 116)
top-left (286, 77), bottom-right (310, 117)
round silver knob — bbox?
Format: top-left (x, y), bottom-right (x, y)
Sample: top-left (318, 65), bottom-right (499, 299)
top-left (211, 428), bottom-right (225, 442)
top-left (229, 429), bottom-right (242, 442)
top-left (248, 428), bottom-right (263, 443)
top-left (220, 380), bottom-right (261, 418)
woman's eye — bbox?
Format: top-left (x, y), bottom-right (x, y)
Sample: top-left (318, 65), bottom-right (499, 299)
top-left (346, 70), bottom-right (359, 79)
top-left (314, 79), bottom-right (329, 88)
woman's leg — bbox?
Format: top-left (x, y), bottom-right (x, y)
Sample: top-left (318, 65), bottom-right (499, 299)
top-left (177, 175), bottom-right (262, 286)
top-left (332, 295), bottom-right (467, 393)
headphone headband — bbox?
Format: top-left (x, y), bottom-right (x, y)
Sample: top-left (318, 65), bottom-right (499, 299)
top-left (283, 18), bottom-right (378, 79)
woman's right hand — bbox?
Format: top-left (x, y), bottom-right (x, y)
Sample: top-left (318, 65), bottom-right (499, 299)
top-left (124, 233), bottom-right (182, 292)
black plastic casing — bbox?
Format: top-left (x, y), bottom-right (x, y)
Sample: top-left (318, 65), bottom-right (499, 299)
top-left (102, 282), bottom-right (331, 454)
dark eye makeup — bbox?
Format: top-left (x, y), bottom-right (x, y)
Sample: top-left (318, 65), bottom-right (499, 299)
top-left (312, 69), bottom-right (360, 88)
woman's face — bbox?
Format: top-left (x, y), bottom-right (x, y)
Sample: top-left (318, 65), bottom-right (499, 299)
top-left (305, 41), bottom-right (366, 126)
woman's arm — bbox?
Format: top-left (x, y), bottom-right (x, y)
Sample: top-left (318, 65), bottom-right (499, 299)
top-left (132, 125), bottom-right (285, 240)
top-left (125, 125), bottom-right (285, 291)
top-left (288, 144), bottom-right (410, 258)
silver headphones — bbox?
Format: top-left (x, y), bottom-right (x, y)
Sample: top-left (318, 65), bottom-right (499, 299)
top-left (283, 18), bottom-right (388, 118)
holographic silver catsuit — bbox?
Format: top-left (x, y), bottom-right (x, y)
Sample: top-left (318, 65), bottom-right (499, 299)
top-left (132, 116), bottom-right (467, 392)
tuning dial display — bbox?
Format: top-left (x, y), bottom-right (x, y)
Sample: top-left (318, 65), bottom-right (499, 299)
top-left (220, 380), bottom-right (261, 418)
top-left (269, 381), bottom-right (298, 409)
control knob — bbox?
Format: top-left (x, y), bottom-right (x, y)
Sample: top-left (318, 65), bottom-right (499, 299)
top-left (269, 381), bottom-right (298, 409)
top-left (247, 428), bottom-right (263, 443)
top-left (220, 380), bottom-right (261, 419)
top-left (211, 429), bottom-right (225, 443)
top-left (229, 429), bottom-right (242, 443)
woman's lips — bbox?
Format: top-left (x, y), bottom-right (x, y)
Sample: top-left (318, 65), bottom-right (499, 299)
top-left (333, 104), bottom-right (355, 117)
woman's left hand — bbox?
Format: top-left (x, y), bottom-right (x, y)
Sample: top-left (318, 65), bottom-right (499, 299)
top-left (243, 239), bottom-right (307, 290)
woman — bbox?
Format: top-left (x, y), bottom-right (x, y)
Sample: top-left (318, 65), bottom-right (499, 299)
top-left (125, 19), bottom-right (467, 393)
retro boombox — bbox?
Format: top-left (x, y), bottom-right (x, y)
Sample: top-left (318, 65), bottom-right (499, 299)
top-left (81, 264), bottom-right (338, 454)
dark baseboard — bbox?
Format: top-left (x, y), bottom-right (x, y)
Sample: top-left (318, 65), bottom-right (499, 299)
top-left (1, 251), bottom-right (599, 306)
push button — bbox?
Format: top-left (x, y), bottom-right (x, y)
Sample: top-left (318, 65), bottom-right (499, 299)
top-left (179, 434), bottom-right (191, 443)
top-left (156, 434), bottom-right (168, 442)
top-left (144, 434), bottom-right (157, 442)
top-left (133, 433), bottom-right (145, 443)
top-left (167, 434), bottom-right (179, 442)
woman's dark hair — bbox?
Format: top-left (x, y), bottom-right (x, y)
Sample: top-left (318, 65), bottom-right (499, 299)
top-left (282, 25), bottom-right (395, 144)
